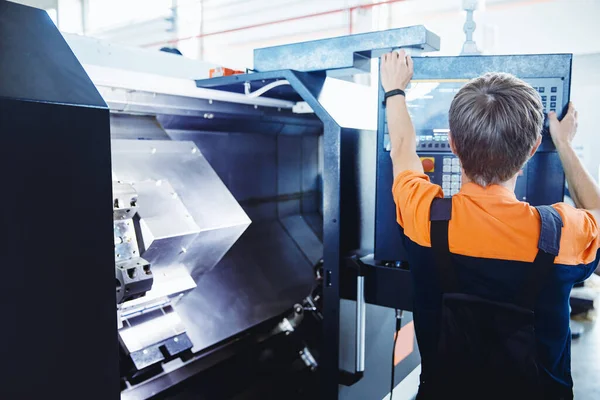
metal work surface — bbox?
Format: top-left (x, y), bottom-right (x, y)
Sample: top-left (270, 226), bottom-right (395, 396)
top-left (199, 69), bottom-right (342, 399)
top-left (254, 26), bottom-right (440, 75)
top-left (174, 219), bottom-right (317, 352)
top-left (111, 139), bottom-right (250, 278)
top-left (151, 126), bottom-right (322, 354)
top-left (375, 54), bottom-right (572, 262)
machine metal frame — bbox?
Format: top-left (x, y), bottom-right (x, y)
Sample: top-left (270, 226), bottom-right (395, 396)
top-left (197, 27), bottom-right (442, 399)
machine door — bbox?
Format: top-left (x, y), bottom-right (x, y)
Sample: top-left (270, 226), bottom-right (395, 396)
top-left (374, 54), bottom-right (572, 263)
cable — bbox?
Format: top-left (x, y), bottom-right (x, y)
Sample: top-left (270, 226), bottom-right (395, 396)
top-left (391, 309), bottom-right (404, 400)
top-left (244, 80), bottom-right (291, 98)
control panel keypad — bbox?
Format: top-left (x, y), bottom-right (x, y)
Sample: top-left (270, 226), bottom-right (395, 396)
top-left (529, 78), bottom-right (564, 128)
top-left (441, 156), bottom-right (462, 197)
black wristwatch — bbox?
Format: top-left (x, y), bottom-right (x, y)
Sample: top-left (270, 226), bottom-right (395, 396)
top-left (383, 89), bottom-right (406, 106)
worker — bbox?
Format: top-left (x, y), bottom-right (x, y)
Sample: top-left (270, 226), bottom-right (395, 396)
top-left (381, 50), bottom-right (599, 400)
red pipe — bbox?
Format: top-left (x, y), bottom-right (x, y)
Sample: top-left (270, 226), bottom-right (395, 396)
top-left (143, 0), bottom-right (406, 48)
top-left (349, 6), bottom-right (353, 35)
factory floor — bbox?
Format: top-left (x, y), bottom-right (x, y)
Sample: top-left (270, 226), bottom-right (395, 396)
top-left (391, 317), bottom-right (600, 400)
top-left (572, 318), bottom-right (600, 399)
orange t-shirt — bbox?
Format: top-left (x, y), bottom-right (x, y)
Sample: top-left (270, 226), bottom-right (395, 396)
top-left (392, 170), bottom-right (600, 266)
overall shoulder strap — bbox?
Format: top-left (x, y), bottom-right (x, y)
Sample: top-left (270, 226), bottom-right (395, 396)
top-left (535, 205), bottom-right (563, 256)
top-left (430, 197), bottom-right (459, 293)
top-left (516, 205), bottom-right (564, 309)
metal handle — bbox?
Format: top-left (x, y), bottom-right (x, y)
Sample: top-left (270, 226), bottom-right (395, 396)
top-left (356, 275), bottom-right (366, 373)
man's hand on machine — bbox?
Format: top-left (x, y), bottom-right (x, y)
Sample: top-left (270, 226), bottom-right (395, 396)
top-left (380, 49), bottom-right (414, 92)
top-left (548, 102), bottom-right (578, 150)
top-left (549, 102), bottom-right (600, 215)
top-left (380, 50), bottom-right (422, 177)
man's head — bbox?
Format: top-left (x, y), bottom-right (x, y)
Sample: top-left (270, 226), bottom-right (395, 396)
top-left (448, 72), bottom-right (544, 186)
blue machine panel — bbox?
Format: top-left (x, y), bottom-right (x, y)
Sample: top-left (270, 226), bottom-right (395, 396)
top-left (375, 54), bottom-right (572, 262)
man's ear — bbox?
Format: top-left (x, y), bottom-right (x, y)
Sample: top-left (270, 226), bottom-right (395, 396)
top-left (448, 132), bottom-right (457, 155)
top-left (530, 135), bottom-right (542, 157)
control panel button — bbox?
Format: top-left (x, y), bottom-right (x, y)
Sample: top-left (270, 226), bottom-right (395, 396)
top-left (551, 95), bottom-right (557, 101)
top-left (451, 175), bottom-right (459, 182)
top-left (541, 95), bottom-right (547, 101)
top-left (420, 157), bottom-right (435, 173)
top-left (551, 87), bottom-right (557, 93)
top-left (443, 182), bottom-right (450, 190)
top-left (451, 166), bottom-right (460, 173)
top-left (538, 87), bottom-right (545, 93)
top-left (451, 158), bottom-right (459, 166)
top-left (550, 102), bottom-right (556, 108)
top-left (442, 174), bottom-right (450, 182)
top-left (542, 102), bottom-right (547, 108)
top-left (443, 158), bottom-right (452, 165)
top-left (443, 165), bottom-right (451, 173)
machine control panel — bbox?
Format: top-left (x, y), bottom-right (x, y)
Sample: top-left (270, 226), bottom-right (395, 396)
top-left (381, 76), bottom-right (561, 200)
top-left (375, 54), bottom-right (572, 262)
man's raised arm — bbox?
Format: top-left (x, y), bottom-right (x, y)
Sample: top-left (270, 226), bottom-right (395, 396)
top-left (380, 50), bottom-right (423, 178)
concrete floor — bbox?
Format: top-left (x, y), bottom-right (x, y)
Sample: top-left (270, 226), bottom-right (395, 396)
top-left (572, 318), bottom-right (600, 399)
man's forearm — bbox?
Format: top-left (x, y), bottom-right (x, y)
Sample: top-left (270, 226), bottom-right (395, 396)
top-left (557, 143), bottom-right (600, 210)
top-left (387, 96), bottom-right (415, 154)
top-left (386, 96), bottom-right (422, 176)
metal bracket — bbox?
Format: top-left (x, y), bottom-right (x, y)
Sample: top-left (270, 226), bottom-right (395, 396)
top-left (253, 26), bottom-right (440, 76)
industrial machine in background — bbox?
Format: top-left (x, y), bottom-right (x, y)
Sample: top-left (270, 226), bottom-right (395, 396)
top-left (1, 1), bottom-right (573, 399)
top-left (83, 29), bottom-right (325, 399)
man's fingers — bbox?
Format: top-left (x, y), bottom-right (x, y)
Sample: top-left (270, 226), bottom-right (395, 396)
top-left (407, 54), bottom-right (414, 71)
top-left (568, 101), bottom-right (576, 115)
top-left (548, 111), bottom-right (558, 122)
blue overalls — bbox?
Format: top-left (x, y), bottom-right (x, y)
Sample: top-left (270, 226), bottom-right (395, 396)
top-left (405, 197), bottom-right (593, 400)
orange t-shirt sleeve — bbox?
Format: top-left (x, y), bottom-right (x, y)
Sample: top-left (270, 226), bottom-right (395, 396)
top-left (552, 203), bottom-right (600, 265)
top-left (392, 170), bottom-right (444, 247)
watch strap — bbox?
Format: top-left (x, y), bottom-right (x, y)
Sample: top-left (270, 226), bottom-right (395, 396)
top-left (383, 89), bottom-right (406, 105)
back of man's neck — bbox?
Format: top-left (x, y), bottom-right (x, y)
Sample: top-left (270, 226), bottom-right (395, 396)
top-left (461, 173), bottom-right (518, 193)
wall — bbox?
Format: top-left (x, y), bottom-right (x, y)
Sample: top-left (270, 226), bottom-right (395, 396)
top-left (571, 53), bottom-right (600, 181)
top-left (387, 0), bottom-right (600, 56)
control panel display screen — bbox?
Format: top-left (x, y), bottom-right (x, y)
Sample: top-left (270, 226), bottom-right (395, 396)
top-left (383, 77), bottom-right (564, 152)
top-left (383, 79), bottom-right (466, 152)
top-left (407, 80), bottom-right (465, 132)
